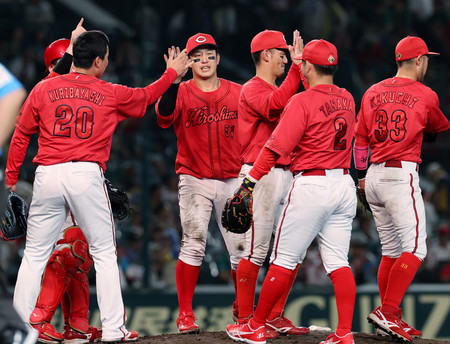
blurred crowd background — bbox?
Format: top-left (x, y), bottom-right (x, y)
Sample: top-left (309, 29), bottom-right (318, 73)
top-left (0, 0), bottom-right (449, 291)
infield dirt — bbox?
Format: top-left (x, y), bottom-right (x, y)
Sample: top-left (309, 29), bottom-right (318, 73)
top-left (138, 330), bottom-right (449, 344)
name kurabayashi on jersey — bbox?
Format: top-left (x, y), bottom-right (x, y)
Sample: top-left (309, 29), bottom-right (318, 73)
top-left (6, 69), bottom-right (176, 185)
top-left (266, 84), bottom-right (355, 172)
top-left (155, 78), bottom-right (242, 179)
top-left (355, 77), bottom-right (450, 164)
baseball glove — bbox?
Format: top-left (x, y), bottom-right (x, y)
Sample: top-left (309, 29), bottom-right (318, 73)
top-left (221, 177), bottom-right (256, 234)
top-left (105, 179), bottom-right (132, 221)
top-left (357, 186), bottom-right (372, 213)
top-left (0, 190), bottom-right (29, 241)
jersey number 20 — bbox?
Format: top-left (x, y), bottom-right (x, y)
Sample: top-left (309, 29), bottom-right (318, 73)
top-left (53, 105), bottom-right (94, 139)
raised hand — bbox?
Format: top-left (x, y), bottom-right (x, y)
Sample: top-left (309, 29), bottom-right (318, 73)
top-left (290, 30), bottom-right (304, 65)
top-left (164, 48), bottom-right (193, 83)
top-left (67, 18), bottom-right (86, 55)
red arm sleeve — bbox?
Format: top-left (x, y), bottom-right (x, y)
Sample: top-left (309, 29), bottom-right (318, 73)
top-left (5, 128), bottom-right (32, 186)
top-left (300, 68), bottom-right (309, 91)
top-left (425, 91), bottom-right (450, 133)
top-left (268, 64), bottom-right (300, 111)
top-left (248, 147), bottom-right (280, 181)
top-left (144, 68), bottom-right (177, 106)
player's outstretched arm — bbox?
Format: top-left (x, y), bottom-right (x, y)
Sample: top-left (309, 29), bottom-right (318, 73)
top-left (142, 49), bottom-right (192, 106)
top-left (52, 18), bottom-right (86, 75)
top-left (67, 18), bottom-right (86, 55)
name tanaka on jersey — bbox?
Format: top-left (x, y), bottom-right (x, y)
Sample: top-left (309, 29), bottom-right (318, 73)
top-left (318, 97), bottom-right (354, 117)
top-left (47, 86), bottom-right (106, 106)
top-left (369, 91), bottom-right (419, 110)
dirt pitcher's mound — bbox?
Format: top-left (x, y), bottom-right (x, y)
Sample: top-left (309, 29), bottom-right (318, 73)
top-left (137, 330), bottom-right (449, 344)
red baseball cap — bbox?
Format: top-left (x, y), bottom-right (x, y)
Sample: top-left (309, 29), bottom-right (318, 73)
top-left (250, 30), bottom-right (289, 54)
top-left (186, 33), bottom-right (218, 55)
top-left (293, 39), bottom-right (338, 66)
top-left (395, 36), bottom-right (439, 61)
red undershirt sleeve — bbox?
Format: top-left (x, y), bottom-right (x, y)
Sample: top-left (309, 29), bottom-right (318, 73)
top-left (5, 128), bottom-right (32, 186)
top-left (144, 68), bottom-right (177, 106)
top-left (268, 64), bottom-right (300, 110)
top-left (248, 147), bottom-right (280, 181)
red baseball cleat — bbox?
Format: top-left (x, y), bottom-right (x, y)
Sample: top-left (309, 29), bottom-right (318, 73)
top-left (87, 326), bottom-right (102, 343)
top-left (176, 313), bottom-right (200, 334)
top-left (62, 325), bottom-right (102, 344)
top-left (320, 332), bottom-right (355, 344)
top-left (31, 323), bottom-right (63, 344)
top-left (403, 324), bottom-right (422, 338)
top-left (395, 308), bottom-right (422, 338)
top-left (265, 313), bottom-right (310, 335)
top-left (264, 326), bottom-right (279, 339)
top-left (367, 306), bottom-right (412, 342)
top-left (226, 322), bottom-right (266, 344)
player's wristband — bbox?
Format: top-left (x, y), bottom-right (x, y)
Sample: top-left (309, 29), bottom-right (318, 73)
top-left (53, 53), bottom-right (73, 75)
top-left (158, 83), bottom-right (179, 116)
top-left (356, 169), bottom-right (367, 180)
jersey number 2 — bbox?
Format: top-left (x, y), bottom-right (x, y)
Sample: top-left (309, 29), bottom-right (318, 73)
top-left (334, 117), bottom-right (347, 150)
top-left (54, 105), bottom-right (94, 139)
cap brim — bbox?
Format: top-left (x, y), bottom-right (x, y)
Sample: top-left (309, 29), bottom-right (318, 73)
top-left (427, 52), bottom-right (440, 56)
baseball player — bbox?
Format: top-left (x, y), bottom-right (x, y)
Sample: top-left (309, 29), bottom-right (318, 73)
top-left (232, 29), bottom-right (309, 338)
top-left (155, 33), bottom-right (246, 334)
top-left (29, 20), bottom-right (103, 344)
top-left (0, 64), bottom-right (27, 148)
top-left (5, 30), bottom-right (191, 342)
top-left (0, 63), bottom-right (35, 344)
top-left (227, 39), bottom-right (358, 344)
top-left (355, 36), bottom-right (450, 343)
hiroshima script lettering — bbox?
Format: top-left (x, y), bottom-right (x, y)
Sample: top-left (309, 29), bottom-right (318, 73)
top-left (47, 87), bottom-right (106, 106)
top-left (318, 98), bottom-right (354, 117)
top-left (185, 106), bottom-right (238, 127)
top-left (369, 91), bottom-right (418, 109)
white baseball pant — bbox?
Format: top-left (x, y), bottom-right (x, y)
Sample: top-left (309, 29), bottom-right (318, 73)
top-left (177, 174), bottom-right (246, 270)
top-left (365, 161), bottom-right (427, 260)
top-left (270, 169), bottom-right (357, 274)
top-left (240, 163), bottom-right (293, 267)
top-left (13, 162), bottom-right (127, 339)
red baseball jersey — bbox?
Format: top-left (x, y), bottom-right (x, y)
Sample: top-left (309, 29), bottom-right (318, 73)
top-left (6, 69), bottom-right (177, 185)
top-left (155, 78), bottom-right (242, 179)
top-left (266, 84), bottom-right (355, 172)
top-left (239, 64), bottom-right (301, 166)
top-left (355, 77), bottom-right (450, 163)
